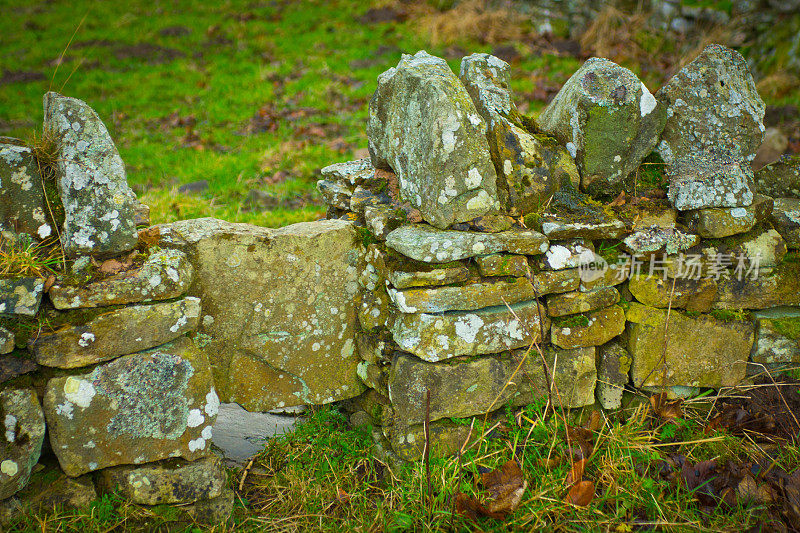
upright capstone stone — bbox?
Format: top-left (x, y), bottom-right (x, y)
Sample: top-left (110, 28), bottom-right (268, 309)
top-left (43, 92), bottom-right (139, 257)
top-left (536, 57), bottom-right (666, 196)
top-left (0, 389), bottom-right (45, 500)
top-left (459, 53), bottom-right (580, 215)
top-left (367, 51), bottom-right (499, 229)
top-left (656, 44), bottom-right (765, 210)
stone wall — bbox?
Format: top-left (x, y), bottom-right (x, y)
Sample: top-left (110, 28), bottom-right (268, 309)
top-left (1, 43), bottom-right (799, 517)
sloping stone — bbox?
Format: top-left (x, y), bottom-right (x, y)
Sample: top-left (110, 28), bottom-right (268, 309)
top-left (96, 455), bottom-right (226, 505)
top-left (43, 337), bottom-right (219, 476)
top-left (752, 314), bottom-right (800, 364)
top-left (547, 287), bottom-right (619, 317)
top-left (388, 348), bottom-right (593, 427)
top-left (769, 198), bottom-right (800, 248)
top-left (43, 92), bottom-right (139, 257)
top-left (626, 302), bottom-right (752, 388)
top-left (388, 277), bottom-right (536, 313)
top-left (367, 51), bottom-right (499, 229)
top-left (320, 158), bottom-right (373, 185)
top-left (656, 45), bottom-right (765, 210)
top-left (684, 205), bottom-right (757, 238)
top-left (536, 57), bottom-right (666, 195)
top-left (551, 305), bottom-right (626, 349)
top-left (316, 180), bottom-right (353, 210)
top-left (754, 155), bottom-right (800, 198)
top-left (385, 224), bottom-right (548, 263)
top-left (49, 248), bottom-right (193, 309)
top-left (0, 140), bottom-right (53, 240)
top-left (628, 274), bottom-right (717, 312)
top-left (390, 299), bottom-right (549, 362)
top-left (712, 260), bottom-right (800, 309)
top-left (0, 389), bottom-right (45, 500)
top-left (0, 326), bottom-right (13, 354)
top-left (0, 277), bottom-right (44, 316)
top-left (596, 340), bottom-right (632, 410)
top-left (531, 268), bottom-right (581, 296)
top-left (707, 224), bottom-right (787, 269)
top-left (368, 245), bottom-right (471, 290)
top-left (30, 297), bottom-right (201, 368)
top-left (155, 218), bottom-right (365, 410)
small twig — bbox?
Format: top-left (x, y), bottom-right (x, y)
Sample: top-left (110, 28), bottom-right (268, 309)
top-left (238, 456), bottom-right (255, 491)
top-left (638, 275), bottom-right (677, 388)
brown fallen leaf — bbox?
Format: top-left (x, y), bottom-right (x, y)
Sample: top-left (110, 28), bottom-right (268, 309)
top-left (482, 460), bottom-right (528, 516)
top-left (565, 458), bottom-right (586, 486)
top-left (336, 487), bottom-right (351, 504)
top-left (565, 425), bottom-right (593, 459)
top-left (608, 191), bottom-right (626, 206)
top-left (565, 480), bottom-right (595, 506)
top-left (137, 226), bottom-right (161, 248)
top-left (43, 274), bottom-right (56, 293)
top-left (650, 393), bottom-right (683, 420)
top-left (98, 254), bottom-right (134, 275)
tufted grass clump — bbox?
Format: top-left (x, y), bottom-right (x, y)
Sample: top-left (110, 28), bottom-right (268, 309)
top-left (0, 234), bottom-right (62, 278)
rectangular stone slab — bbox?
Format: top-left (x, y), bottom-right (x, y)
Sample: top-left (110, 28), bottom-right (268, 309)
top-left (626, 302), bottom-right (752, 388)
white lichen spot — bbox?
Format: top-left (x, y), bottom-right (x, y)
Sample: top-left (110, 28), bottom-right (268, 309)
top-left (170, 315), bottom-right (188, 333)
top-left (468, 113), bottom-right (482, 126)
top-left (639, 82), bottom-right (657, 116)
top-left (78, 332), bottom-right (96, 347)
top-left (312, 342), bottom-right (321, 351)
top-left (56, 402), bottom-right (74, 419)
top-left (63, 377), bottom-right (95, 408)
top-left (188, 437), bottom-right (206, 452)
top-left (454, 314), bottom-right (484, 343)
top-left (187, 408), bottom-right (204, 428)
top-left (1, 460), bottom-right (19, 477)
top-left (503, 159), bottom-right (513, 175)
top-left (465, 168), bottom-right (482, 189)
top-left (37, 224), bottom-right (52, 239)
top-left (546, 245), bottom-right (572, 269)
top-left (566, 142), bottom-right (577, 158)
top-left (730, 207), bottom-right (748, 218)
top-left (4, 414), bottom-right (17, 443)
top-left (82, 440), bottom-right (96, 448)
top-left (201, 425), bottom-right (213, 440)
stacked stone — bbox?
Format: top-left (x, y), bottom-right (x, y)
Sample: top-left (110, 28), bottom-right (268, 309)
top-left (0, 94), bottom-right (230, 523)
top-left (320, 45), bottom-right (800, 460)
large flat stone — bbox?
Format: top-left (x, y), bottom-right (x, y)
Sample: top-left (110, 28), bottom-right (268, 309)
top-left (387, 277), bottom-right (536, 313)
top-left (155, 217), bottom-right (365, 410)
top-left (390, 299), bottom-right (549, 362)
top-left (752, 314), bottom-right (800, 364)
top-left (43, 337), bottom-right (218, 476)
top-left (626, 303), bottom-right (752, 388)
top-left (547, 287), bottom-right (620, 317)
top-left (712, 259), bottom-right (800, 309)
top-left (551, 305), bottom-right (626, 349)
top-left (30, 297), bottom-right (201, 368)
top-left (49, 248), bottom-right (193, 309)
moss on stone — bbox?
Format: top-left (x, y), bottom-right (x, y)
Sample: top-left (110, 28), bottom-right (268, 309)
top-left (769, 317), bottom-right (800, 341)
top-left (709, 309), bottom-right (751, 322)
top-left (553, 313), bottom-right (590, 328)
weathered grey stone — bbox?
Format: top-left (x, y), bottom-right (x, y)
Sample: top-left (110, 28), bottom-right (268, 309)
top-left (43, 337), bottom-right (218, 476)
top-left (388, 277), bottom-right (536, 313)
top-left (386, 417), bottom-right (474, 462)
top-left (754, 155), bottom-right (800, 198)
top-left (0, 325), bottom-right (13, 354)
top-left (0, 277), bottom-right (44, 316)
top-left (180, 487), bottom-right (234, 525)
top-left (386, 224), bottom-right (548, 263)
top-left (0, 389), bottom-right (45, 500)
top-left (626, 302), bottom-right (752, 387)
top-left (320, 158), bottom-right (373, 185)
top-left (547, 287), bottom-right (620, 317)
top-left (551, 305), bottom-right (626, 349)
top-left (367, 51), bottom-right (499, 229)
top-left (476, 254), bottom-right (528, 277)
top-left (211, 403), bottom-right (298, 465)
top-left (30, 297), bottom-right (201, 368)
top-left (656, 45), bottom-right (765, 210)
top-left (709, 224), bottom-right (787, 269)
top-left (621, 225), bottom-right (700, 256)
top-left (769, 197), bottom-right (800, 248)
top-left (49, 248), bottom-right (193, 309)
top-left (364, 204), bottom-right (404, 240)
top-left (596, 340), bottom-right (632, 410)
top-left (388, 348), bottom-right (593, 427)
top-left (536, 57), bottom-right (666, 195)
top-left (628, 274), bottom-right (717, 312)
top-left (390, 299), bottom-right (549, 362)
top-left (579, 259), bottom-right (630, 292)
top-left (458, 53), bottom-right (517, 123)
top-left (367, 244), bottom-right (471, 290)
top-left (684, 205), bottom-right (757, 238)
top-left (96, 455), bottom-right (226, 505)
top-left (713, 260), bottom-right (800, 309)
top-left (541, 239), bottom-right (594, 270)
top-left (614, 199), bottom-right (677, 231)
top-left (316, 180), bottom-right (353, 210)
top-left (752, 315), bottom-right (800, 364)
top-left (43, 92), bottom-right (139, 257)
top-left (531, 267), bottom-right (581, 296)
top-left (665, 152), bottom-right (755, 211)
top-left (533, 188), bottom-right (627, 240)
top-left (155, 218), bottom-right (365, 410)
top-left (0, 141), bottom-right (53, 240)
top-left (350, 185), bottom-right (391, 214)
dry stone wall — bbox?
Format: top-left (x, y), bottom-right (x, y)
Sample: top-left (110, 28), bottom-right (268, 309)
top-left (0, 42), bottom-right (799, 517)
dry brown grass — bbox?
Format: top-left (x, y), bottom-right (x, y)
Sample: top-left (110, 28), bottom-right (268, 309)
top-left (405, 0), bottom-right (528, 46)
